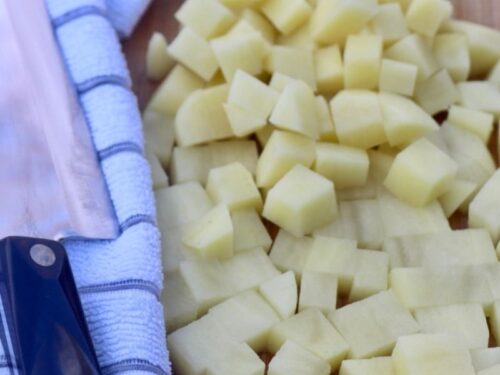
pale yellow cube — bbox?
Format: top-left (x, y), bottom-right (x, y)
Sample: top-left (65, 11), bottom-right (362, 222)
top-left (439, 179), bottom-right (477, 217)
top-left (255, 125), bottom-right (274, 147)
top-left (232, 209), bottom-right (272, 253)
top-left (370, 4), bottom-right (409, 45)
top-left (379, 0), bottom-right (411, 11)
top-left (470, 348), bottom-right (500, 373)
top-left (311, 0), bottom-right (378, 45)
top-left (478, 364), bottom-right (500, 375)
top-left (415, 69), bottom-right (459, 115)
top-left (146, 32), bottom-right (174, 81)
top-left (175, 85), bottom-right (234, 146)
top-left (219, 0), bottom-right (264, 9)
top-left (276, 19), bottom-right (315, 50)
top-left (491, 302), bottom-right (500, 347)
top-left (340, 357), bottom-right (395, 375)
top-left (488, 60), bottom-right (500, 87)
top-left (259, 271), bottom-right (298, 319)
top-left (268, 340), bottom-right (330, 375)
top-left (329, 291), bottom-right (420, 359)
top-left (406, 0), bottom-right (450, 37)
top-left (142, 111), bottom-right (175, 166)
top-left (269, 230), bottom-right (313, 279)
top-left (349, 249), bottom-right (389, 302)
top-left (206, 162), bottom-right (262, 212)
top-left (384, 34), bottom-right (439, 81)
top-left (314, 45), bottom-right (344, 95)
top-left (205, 343), bottom-right (265, 375)
top-left (316, 96), bottom-right (337, 141)
top-left (268, 309), bottom-right (349, 370)
top-left (299, 271), bottom-right (338, 314)
top-left (175, 0), bottom-right (236, 39)
top-left (263, 165), bottom-right (338, 237)
top-left (265, 46), bottom-right (316, 90)
top-left (260, 0), bottom-right (312, 35)
top-left (385, 138), bottom-right (458, 207)
top-left (344, 34), bottom-right (383, 90)
top-left (469, 170), bottom-right (500, 244)
top-left (183, 204), bottom-right (234, 259)
top-left (167, 28), bottom-right (219, 81)
top-left (458, 81), bottom-right (500, 118)
top-left (269, 80), bottom-right (320, 139)
top-left (380, 59), bottom-right (418, 96)
top-left (392, 334), bottom-right (476, 375)
top-left (433, 33), bottom-right (470, 82)
top-left (330, 90), bottom-right (386, 149)
top-left (269, 72), bottom-right (297, 93)
top-left (314, 143), bottom-right (369, 189)
top-left (256, 130), bottom-right (316, 188)
top-left (145, 148), bottom-right (168, 191)
top-left (211, 31), bottom-right (270, 82)
top-left (240, 8), bottom-right (277, 43)
top-left (447, 105), bottom-right (494, 144)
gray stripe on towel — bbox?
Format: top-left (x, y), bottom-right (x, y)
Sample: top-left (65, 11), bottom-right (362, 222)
top-left (52, 5), bottom-right (107, 28)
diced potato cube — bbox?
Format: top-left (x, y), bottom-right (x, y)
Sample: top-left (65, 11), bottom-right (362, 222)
top-left (471, 348), bottom-right (500, 373)
top-left (205, 343), bottom-right (265, 375)
top-left (269, 72), bottom-right (297, 93)
top-left (379, 0), bottom-right (411, 11)
top-left (269, 230), bottom-right (313, 279)
top-left (219, 0), bottom-right (264, 9)
top-left (276, 19), bottom-right (315, 50)
top-left (439, 179), bottom-right (477, 217)
top-left (458, 81), bottom-right (500, 118)
top-left (432, 33), bottom-right (470, 82)
top-left (314, 143), bottom-right (369, 189)
top-left (447, 105), bottom-right (494, 144)
top-left (299, 271), bottom-right (338, 314)
top-left (415, 304), bottom-right (489, 350)
top-left (369, 150), bottom-right (395, 182)
top-left (269, 80), bottom-right (320, 139)
top-left (168, 28), bottom-right (219, 81)
top-left (207, 162), bottom-right (262, 212)
top-left (256, 130), bottom-right (315, 188)
top-left (259, 271), bottom-right (298, 319)
top-left (263, 165), bottom-right (338, 237)
top-left (268, 340), bottom-right (330, 375)
top-left (146, 64), bottom-right (204, 116)
top-left (488, 60), bottom-right (500, 87)
top-left (211, 31), bottom-right (270, 82)
top-left (340, 357), bottom-right (395, 375)
top-left (145, 148), bottom-right (168, 191)
top-left (268, 309), bottom-right (349, 370)
top-left (175, 85), bottom-right (233, 146)
top-left (175, 0), bottom-right (236, 39)
top-left (379, 59), bottom-right (418, 96)
top-left (478, 364), bottom-right (500, 375)
top-left (370, 4), bottom-right (409, 45)
top-left (469, 170), bottom-right (500, 244)
top-left (329, 291), bottom-right (420, 359)
top-left (260, 0), bottom-right (312, 35)
top-left (208, 290), bottom-right (280, 351)
top-left (384, 138), bottom-right (458, 207)
top-left (240, 8), bottom-right (277, 43)
top-left (143, 111), bottom-right (175, 166)
top-left (384, 34), bottom-right (438, 81)
top-left (349, 249), bottom-right (389, 301)
top-left (232, 209), bottom-right (272, 253)
top-left (330, 90), bottom-right (386, 149)
top-left (315, 45), bottom-right (344, 95)
top-left (344, 35), bottom-right (383, 90)
top-left (335, 173), bottom-right (380, 201)
top-left (316, 96), bottom-right (337, 141)
top-left (392, 333), bottom-right (476, 375)
top-left (265, 46), bottom-right (316, 90)
top-left (406, 0), bottom-right (450, 37)
top-left (255, 125), bottom-right (274, 147)
top-left (415, 69), bottom-right (459, 115)
top-left (311, 0), bottom-right (378, 45)
top-left (146, 32), bottom-right (174, 81)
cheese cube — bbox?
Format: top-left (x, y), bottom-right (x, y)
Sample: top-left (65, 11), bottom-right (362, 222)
top-left (146, 64), bottom-right (204, 116)
top-left (268, 309), bottom-right (349, 370)
top-left (263, 165), bottom-right (338, 237)
top-left (471, 348), bottom-right (500, 373)
top-left (168, 28), bottom-right (219, 81)
top-left (406, 0), bottom-right (450, 37)
top-left (143, 111), bottom-right (175, 166)
top-left (329, 291), bottom-right (420, 359)
top-left (314, 143), bottom-right (369, 189)
top-left (415, 69), bottom-right (459, 115)
top-left (340, 357), bottom-right (395, 375)
top-left (299, 271), bottom-right (338, 314)
top-left (232, 209), bottom-right (272, 253)
top-left (384, 34), bottom-right (438, 81)
top-left (311, 0), bottom-right (378, 45)
top-left (269, 80), bottom-right (320, 139)
top-left (384, 138), bottom-right (458, 207)
top-left (330, 90), bottom-right (386, 149)
top-left (458, 81), bottom-right (500, 118)
top-left (207, 162), bottom-right (262, 212)
top-left (447, 106), bottom-right (494, 144)
top-left (469, 170), bottom-right (500, 244)
top-left (439, 179), bottom-right (477, 217)
top-left (211, 31), bottom-right (270, 82)
top-left (269, 230), bottom-right (313, 279)
top-left (315, 45), bottom-right (344, 95)
top-left (265, 46), bottom-right (316, 90)
top-left (433, 33), bottom-right (470, 82)
top-left (344, 35), bottom-right (383, 90)
top-left (260, 0), bottom-right (312, 35)
top-left (371, 4), bottom-right (409, 45)
top-left (259, 271), bottom-right (298, 319)
top-left (145, 148), bottom-right (168, 190)
top-left (379, 59), bottom-right (418, 96)
top-left (268, 340), bottom-right (330, 375)
top-left (392, 333), bottom-right (476, 375)
top-left (414, 304), bottom-right (489, 350)
top-left (175, 0), bottom-right (236, 39)
top-left (145, 32), bottom-right (174, 81)
top-left (205, 344), bottom-right (265, 375)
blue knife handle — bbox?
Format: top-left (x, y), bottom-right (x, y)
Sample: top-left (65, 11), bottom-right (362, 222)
top-left (0, 237), bottom-right (101, 375)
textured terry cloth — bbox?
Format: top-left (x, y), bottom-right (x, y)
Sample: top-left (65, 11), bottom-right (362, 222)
top-left (105, 0), bottom-right (152, 39)
top-left (42, 0), bottom-right (170, 374)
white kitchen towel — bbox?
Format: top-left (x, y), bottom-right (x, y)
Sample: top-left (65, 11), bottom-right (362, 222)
top-left (43, 0), bottom-right (170, 374)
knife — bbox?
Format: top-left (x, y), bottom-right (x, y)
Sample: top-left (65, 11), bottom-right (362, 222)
top-left (0, 0), bottom-right (119, 374)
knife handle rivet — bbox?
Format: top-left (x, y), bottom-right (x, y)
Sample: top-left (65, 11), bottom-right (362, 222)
top-left (29, 244), bottom-right (56, 267)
